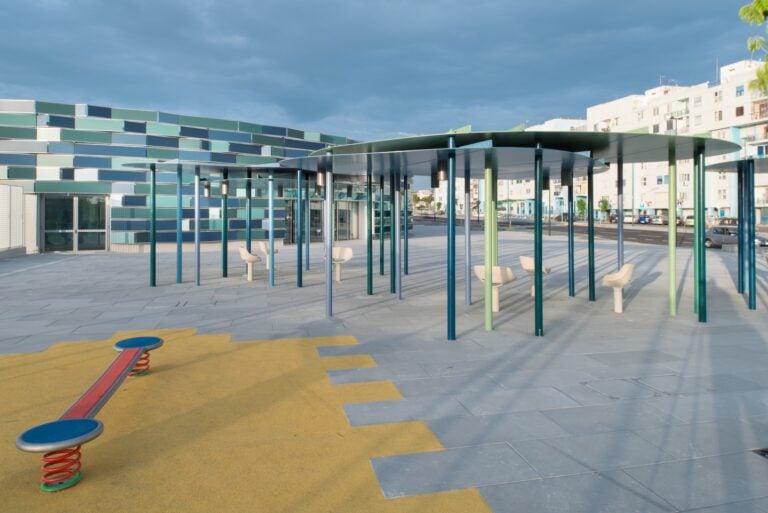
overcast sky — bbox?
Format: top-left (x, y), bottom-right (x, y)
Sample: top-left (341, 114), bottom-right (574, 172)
top-left (0, 0), bottom-right (759, 140)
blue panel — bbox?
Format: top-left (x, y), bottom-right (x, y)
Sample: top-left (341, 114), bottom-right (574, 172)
top-left (49, 142), bottom-right (75, 154)
top-left (261, 125), bottom-right (287, 136)
top-left (87, 105), bottom-right (112, 118)
top-left (123, 121), bottom-right (146, 133)
top-left (210, 152), bottom-right (236, 163)
top-left (74, 144), bottom-right (145, 157)
top-left (98, 170), bottom-right (146, 182)
top-left (122, 195), bottom-right (146, 206)
top-left (146, 135), bottom-right (179, 148)
top-left (182, 208), bottom-right (208, 219)
top-left (0, 153), bottom-right (35, 165)
top-left (227, 198), bottom-right (239, 207)
top-left (157, 172), bottom-right (180, 183)
top-left (284, 149), bottom-right (310, 158)
top-left (112, 220), bottom-right (149, 230)
top-left (156, 220), bottom-right (177, 230)
top-left (284, 138), bottom-right (325, 151)
top-left (209, 129), bottom-right (251, 143)
top-left (60, 168), bottom-right (74, 180)
top-left (230, 219), bottom-right (246, 229)
top-left (111, 133), bottom-right (147, 146)
top-left (46, 115), bottom-right (76, 128)
top-left (200, 140), bottom-right (210, 150)
top-left (180, 150), bottom-right (211, 161)
top-left (158, 112), bottom-right (178, 124)
top-left (273, 209), bottom-right (285, 219)
top-left (74, 156), bottom-right (112, 167)
top-left (229, 142), bottom-right (262, 155)
top-left (180, 126), bottom-right (208, 138)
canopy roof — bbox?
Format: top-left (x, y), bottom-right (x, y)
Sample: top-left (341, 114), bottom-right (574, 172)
top-left (706, 157), bottom-right (768, 173)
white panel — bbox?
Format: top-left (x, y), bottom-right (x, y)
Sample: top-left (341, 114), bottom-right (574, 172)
top-left (37, 167), bottom-right (62, 181)
top-left (111, 182), bottom-right (135, 194)
top-left (0, 100), bottom-right (35, 113)
top-left (0, 140), bottom-right (47, 152)
top-left (10, 187), bottom-right (23, 247)
top-left (74, 168), bottom-right (99, 181)
top-left (0, 186), bottom-right (9, 250)
top-left (37, 127), bottom-right (61, 141)
top-left (24, 194), bottom-right (37, 253)
top-left (75, 104), bottom-right (88, 117)
top-left (109, 194), bottom-right (124, 207)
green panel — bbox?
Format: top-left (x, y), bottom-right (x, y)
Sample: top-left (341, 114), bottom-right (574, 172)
top-left (304, 131), bottom-right (321, 142)
top-left (75, 118), bottom-right (124, 131)
top-left (320, 134), bottom-right (346, 145)
top-left (210, 140), bottom-right (229, 152)
top-left (693, 131), bottom-right (712, 138)
top-left (111, 207), bottom-right (149, 219)
top-left (251, 134), bottom-right (284, 145)
top-left (38, 154), bottom-right (74, 166)
top-left (628, 126), bottom-right (649, 134)
top-left (134, 184), bottom-right (176, 195)
top-left (156, 196), bottom-right (180, 208)
top-left (110, 232), bottom-right (134, 244)
top-left (208, 219), bottom-right (224, 230)
top-left (0, 126), bottom-right (36, 139)
top-left (146, 122), bottom-right (180, 136)
top-left (147, 148), bottom-right (179, 159)
top-left (235, 155), bottom-right (277, 165)
top-left (7, 166), bottom-right (36, 179)
top-left (111, 108), bottom-right (157, 122)
top-left (60, 129), bottom-right (112, 143)
top-left (0, 113), bottom-right (36, 127)
top-left (157, 208), bottom-right (178, 218)
top-left (238, 121), bottom-right (261, 133)
top-left (36, 101), bottom-right (74, 116)
top-left (179, 138), bottom-right (202, 150)
top-left (178, 115), bottom-right (237, 131)
top-left (35, 181), bottom-right (111, 194)
top-left (286, 128), bottom-right (303, 139)
top-left (269, 147), bottom-right (285, 157)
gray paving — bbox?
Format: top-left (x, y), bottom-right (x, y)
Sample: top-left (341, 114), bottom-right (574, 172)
top-left (3, 224), bottom-right (768, 512)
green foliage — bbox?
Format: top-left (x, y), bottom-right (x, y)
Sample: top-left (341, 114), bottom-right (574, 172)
top-left (598, 198), bottom-right (610, 213)
top-left (576, 198), bottom-right (587, 219)
top-left (740, 0), bottom-right (768, 91)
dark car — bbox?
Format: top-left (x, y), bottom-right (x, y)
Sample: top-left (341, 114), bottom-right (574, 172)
top-left (637, 215), bottom-right (651, 224)
top-left (704, 227), bottom-right (768, 248)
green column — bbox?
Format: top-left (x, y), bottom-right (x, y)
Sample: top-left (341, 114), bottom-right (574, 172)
top-left (694, 142), bottom-right (706, 322)
top-left (738, 161), bottom-right (745, 294)
top-left (491, 164), bottom-right (498, 265)
top-left (484, 163), bottom-right (493, 331)
top-left (367, 160), bottom-right (373, 295)
top-left (149, 163), bottom-right (156, 287)
top-left (587, 156), bottom-right (595, 301)
top-left (297, 170), bottom-right (303, 288)
top-left (668, 140), bottom-right (677, 316)
top-left (748, 159), bottom-right (757, 310)
top-left (447, 137), bottom-right (457, 340)
top-left (176, 164), bottom-right (182, 284)
top-left (221, 169), bottom-right (229, 278)
top-left (534, 144), bottom-right (543, 336)
top-left (390, 172), bottom-right (395, 294)
top-left (379, 174), bottom-right (385, 276)
top-left (693, 145), bottom-right (700, 315)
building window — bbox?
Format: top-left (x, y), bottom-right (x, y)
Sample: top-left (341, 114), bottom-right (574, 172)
top-left (719, 171), bottom-right (727, 181)
top-left (736, 85), bottom-right (745, 97)
top-left (759, 145), bottom-right (766, 157)
top-left (714, 90), bottom-right (722, 103)
top-left (681, 173), bottom-right (691, 183)
top-left (715, 110), bottom-right (723, 121)
top-left (652, 123), bottom-right (659, 133)
top-left (694, 114), bottom-right (702, 126)
top-left (718, 189), bottom-right (727, 200)
top-left (640, 177), bottom-right (647, 186)
top-left (694, 95), bottom-right (702, 106)
top-left (657, 176), bottom-right (668, 185)
top-left (636, 111), bottom-right (644, 121)
top-left (653, 106), bottom-right (660, 116)
top-left (736, 106), bottom-right (745, 117)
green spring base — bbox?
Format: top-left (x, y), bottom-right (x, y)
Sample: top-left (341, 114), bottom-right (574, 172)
top-left (41, 471), bottom-right (82, 492)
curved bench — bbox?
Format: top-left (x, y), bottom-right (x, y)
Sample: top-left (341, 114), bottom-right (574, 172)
top-left (602, 263), bottom-right (635, 313)
top-left (519, 256), bottom-right (551, 297)
top-left (255, 241), bottom-right (278, 271)
top-left (16, 336), bottom-right (163, 492)
top-left (239, 246), bottom-right (262, 282)
top-left (332, 247), bottom-right (353, 282)
top-left (473, 265), bottom-right (516, 312)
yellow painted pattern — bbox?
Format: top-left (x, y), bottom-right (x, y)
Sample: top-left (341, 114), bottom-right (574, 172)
top-left (1, 329), bottom-right (492, 513)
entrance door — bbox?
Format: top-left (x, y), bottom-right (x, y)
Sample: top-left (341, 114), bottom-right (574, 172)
top-left (44, 195), bottom-right (107, 252)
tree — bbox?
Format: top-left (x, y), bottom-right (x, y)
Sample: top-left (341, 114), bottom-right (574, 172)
top-left (740, 0), bottom-right (768, 92)
top-left (576, 198), bottom-right (587, 220)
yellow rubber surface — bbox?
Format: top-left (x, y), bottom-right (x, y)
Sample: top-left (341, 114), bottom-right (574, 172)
top-left (1, 329), bottom-right (492, 513)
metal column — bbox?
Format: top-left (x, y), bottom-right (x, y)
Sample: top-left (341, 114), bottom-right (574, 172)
top-left (305, 177), bottom-right (310, 271)
top-left (738, 160), bottom-right (745, 294)
top-left (616, 137), bottom-right (624, 269)
top-left (404, 173), bottom-right (409, 276)
top-left (379, 174), bottom-right (385, 276)
top-left (668, 140), bottom-right (677, 316)
top-left (563, 156), bottom-right (575, 297)
top-left (534, 144), bottom-right (543, 336)
top-left (464, 156), bottom-right (472, 306)
top-left (268, 170), bottom-right (275, 287)
top-left (587, 156), bottom-right (596, 301)
top-left (149, 163), bottom-right (157, 287)
top-left (484, 162), bottom-right (493, 331)
top-left (389, 172), bottom-right (395, 294)
top-left (394, 171), bottom-right (402, 300)
top-left (447, 136), bottom-right (457, 340)
top-left (324, 157), bottom-right (334, 318)
top-left (297, 170), bottom-right (303, 287)
top-left (194, 166), bottom-right (201, 286)
top-left (221, 169), bottom-right (228, 278)
top-left (246, 169), bottom-right (252, 253)
top-left (176, 164), bottom-right (182, 284)
top-left (366, 159), bottom-right (373, 295)
top-left (694, 142), bottom-right (706, 322)
top-left (748, 158), bottom-right (757, 310)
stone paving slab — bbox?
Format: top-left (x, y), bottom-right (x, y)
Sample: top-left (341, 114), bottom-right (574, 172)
top-left (344, 397), bottom-right (472, 426)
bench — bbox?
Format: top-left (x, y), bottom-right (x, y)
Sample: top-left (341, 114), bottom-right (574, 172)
top-left (332, 247), bottom-right (353, 282)
top-left (255, 241), bottom-right (278, 271)
top-left (519, 256), bottom-right (551, 297)
top-left (238, 246), bottom-right (262, 282)
top-left (16, 336), bottom-right (163, 492)
top-left (602, 263), bottom-right (635, 313)
top-left (473, 265), bottom-right (517, 312)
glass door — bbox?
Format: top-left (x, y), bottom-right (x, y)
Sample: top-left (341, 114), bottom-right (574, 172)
top-left (44, 195), bottom-right (106, 252)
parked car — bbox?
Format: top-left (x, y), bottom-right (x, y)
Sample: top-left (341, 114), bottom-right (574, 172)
top-left (714, 217), bottom-right (738, 226)
top-left (637, 214), bottom-right (651, 224)
top-left (651, 215), bottom-right (668, 225)
top-left (684, 215), bottom-right (695, 227)
top-left (623, 214), bottom-right (635, 224)
top-left (704, 227), bottom-right (768, 248)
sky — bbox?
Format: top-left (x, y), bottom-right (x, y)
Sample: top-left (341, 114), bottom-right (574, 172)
top-left (0, 0), bottom-right (760, 140)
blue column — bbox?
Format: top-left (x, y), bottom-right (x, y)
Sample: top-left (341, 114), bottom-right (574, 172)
top-left (305, 177), bottom-right (310, 271)
top-left (246, 169), bottom-right (252, 253)
top-left (404, 172), bottom-right (409, 276)
top-left (390, 172), bottom-right (395, 294)
top-left (297, 170), bottom-right (303, 287)
top-left (563, 157), bottom-right (575, 297)
top-left (447, 136), bottom-right (457, 340)
top-left (149, 163), bottom-right (157, 287)
top-left (379, 174), bottom-right (385, 276)
top-left (268, 170), bottom-right (275, 287)
top-left (221, 169), bottom-right (228, 278)
top-left (738, 161), bottom-right (745, 294)
top-left (748, 158), bottom-right (757, 310)
top-left (367, 159), bottom-right (373, 295)
top-left (176, 164), bottom-right (182, 284)
top-left (194, 166), bottom-right (201, 286)
top-left (587, 156), bottom-right (595, 301)
top-left (534, 144), bottom-right (543, 336)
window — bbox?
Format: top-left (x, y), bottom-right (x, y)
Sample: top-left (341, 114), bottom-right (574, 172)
top-left (657, 176), bottom-right (668, 185)
top-left (718, 189), bottom-right (727, 200)
top-left (652, 123), bottom-right (659, 133)
top-left (694, 95), bottom-right (702, 106)
top-left (681, 173), bottom-right (691, 183)
top-left (715, 110), bottom-right (723, 121)
top-left (736, 106), bottom-right (745, 117)
top-left (666, 119), bottom-right (675, 131)
top-left (736, 85), bottom-right (745, 97)
top-left (694, 115), bottom-right (702, 126)
top-left (636, 111), bottom-right (644, 121)
top-left (640, 177), bottom-right (647, 186)
top-left (718, 171), bottom-right (727, 181)
top-left (714, 91), bottom-right (722, 103)
top-left (653, 106), bottom-right (660, 116)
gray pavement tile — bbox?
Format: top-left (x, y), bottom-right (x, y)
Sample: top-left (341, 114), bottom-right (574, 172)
top-left (640, 374), bottom-right (766, 396)
top-left (371, 443), bottom-right (539, 498)
top-left (326, 362), bottom-right (428, 384)
top-left (489, 368), bottom-right (596, 389)
top-left (680, 498), bottom-right (768, 513)
top-left (393, 375), bottom-right (505, 397)
top-left (633, 419), bottom-right (768, 460)
top-left (511, 440), bottom-right (594, 477)
top-left (583, 363), bottom-right (678, 380)
top-left (343, 397), bottom-right (471, 426)
top-left (555, 384), bottom-right (620, 406)
top-left (586, 350), bottom-right (682, 366)
top-left (542, 402), bottom-right (683, 435)
top-left (454, 387), bottom-right (580, 415)
top-left (426, 411), bottom-right (570, 447)
top-left (624, 452), bottom-right (768, 511)
top-left (645, 391), bottom-right (768, 424)
top-left (585, 379), bottom-right (660, 400)
top-left (480, 471), bottom-right (676, 513)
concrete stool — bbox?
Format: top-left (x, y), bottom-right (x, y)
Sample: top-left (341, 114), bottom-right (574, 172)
top-left (239, 247), bottom-right (262, 282)
top-left (255, 241), bottom-right (278, 270)
top-left (519, 256), bottom-right (551, 297)
top-left (332, 247), bottom-right (353, 282)
top-left (473, 265), bottom-right (516, 312)
top-left (602, 263), bottom-right (635, 313)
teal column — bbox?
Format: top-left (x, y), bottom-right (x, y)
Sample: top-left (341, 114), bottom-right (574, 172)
top-left (447, 136), bottom-right (457, 340)
top-left (379, 174), bottom-right (385, 276)
top-left (324, 157), bottom-right (334, 317)
top-left (748, 158), bottom-right (757, 310)
top-left (534, 144), bottom-right (544, 336)
top-left (176, 164), bottom-right (182, 284)
top-left (305, 177), bottom-right (310, 271)
top-left (296, 170), bottom-right (303, 288)
top-left (668, 140), bottom-right (677, 316)
top-left (563, 157), bottom-right (575, 297)
top-left (390, 172), bottom-right (395, 294)
top-left (268, 170), bottom-right (275, 288)
top-left (149, 163), bottom-right (157, 287)
top-left (587, 156), bottom-right (595, 301)
top-left (367, 160), bottom-right (373, 295)
top-left (483, 163), bottom-right (493, 331)
top-left (221, 169), bottom-right (229, 278)
top-left (194, 166), bottom-right (201, 286)
top-left (404, 173), bottom-right (409, 275)
top-left (694, 143), bottom-right (706, 321)
top-left (616, 137), bottom-right (624, 269)
top-left (464, 157), bottom-right (472, 306)
top-left (738, 161), bottom-right (745, 294)
top-left (246, 169), bottom-right (252, 253)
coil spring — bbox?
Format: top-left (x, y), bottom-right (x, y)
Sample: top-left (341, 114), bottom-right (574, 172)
top-left (129, 350), bottom-right (151, 376)
top-left (41, 445), bottom-right (81, 488)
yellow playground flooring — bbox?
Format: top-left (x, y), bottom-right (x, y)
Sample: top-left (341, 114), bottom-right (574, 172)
top-left (1, 329), bottom-right (492, 512)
